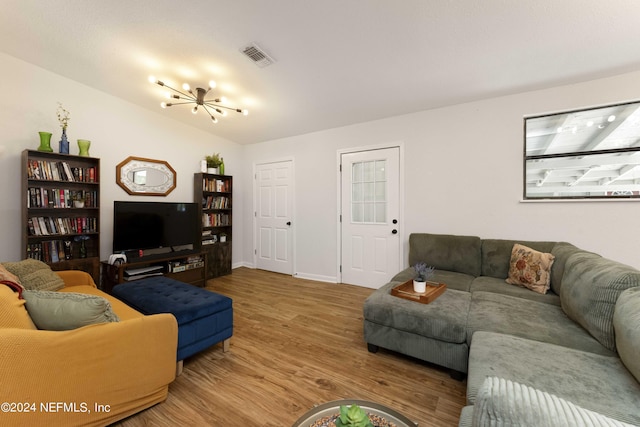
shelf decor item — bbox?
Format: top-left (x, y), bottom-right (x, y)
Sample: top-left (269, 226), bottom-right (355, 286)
top-left (56, 102), bottom-right (70, 154)
top-left (205, 153), bottom-right (222, 174)
top-left (37, 132), bottom-right (53, 152)
top-left (77, 139), bottom-right (91, 157)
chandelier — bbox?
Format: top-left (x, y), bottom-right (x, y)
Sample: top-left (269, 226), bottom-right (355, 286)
top-left (148, 76), bottom-right (248, 123)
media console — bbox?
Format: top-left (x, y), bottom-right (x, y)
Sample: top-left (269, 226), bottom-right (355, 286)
top-left (100, 251), bottom-right (206, 293)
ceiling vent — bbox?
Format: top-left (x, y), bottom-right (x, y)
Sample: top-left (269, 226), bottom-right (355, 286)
top-left (240, 43), bottom-right (275, 68)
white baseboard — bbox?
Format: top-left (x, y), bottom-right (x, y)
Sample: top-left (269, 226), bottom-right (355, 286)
top-left (292, 271), bottom-right (338, 283)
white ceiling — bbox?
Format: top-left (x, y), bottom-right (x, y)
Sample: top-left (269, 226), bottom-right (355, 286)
top-left (2, 0), bottom-right (640, 145)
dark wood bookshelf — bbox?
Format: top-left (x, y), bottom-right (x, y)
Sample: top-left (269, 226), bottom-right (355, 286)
top-left (21, 149), bottom-right (101, 283)
top-left (194, 173), bottom-right (233, 280)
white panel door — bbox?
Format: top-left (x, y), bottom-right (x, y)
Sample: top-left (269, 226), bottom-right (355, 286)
top-left (341, 147), bottom-right (400, 288)
top-left (256, 161), bottom-right (293, 274)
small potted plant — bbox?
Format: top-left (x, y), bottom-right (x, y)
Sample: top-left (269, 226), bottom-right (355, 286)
top-left (73, 192), bottom-right (86, 208)
top-left (413, 262), bottom-right (435, 293)
top-left (205, 153), bottom-right (222, 174)
top-left (336, 404), bottom-right (374, 427)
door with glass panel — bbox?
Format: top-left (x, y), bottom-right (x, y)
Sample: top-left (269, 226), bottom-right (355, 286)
top-left (341, 147), bottom-right (400, 288)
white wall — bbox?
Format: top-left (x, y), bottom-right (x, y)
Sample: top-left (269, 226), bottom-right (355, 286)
top-left (2, 51), bottom-right (639, 281)
top-left (241, 70), bottom-right (640, 281)
top-left (0, 53), bottom-right (243, 264)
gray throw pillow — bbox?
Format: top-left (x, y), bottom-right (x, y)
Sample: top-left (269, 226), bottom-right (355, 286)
top-left (23, 290), bottom-right (119, 330)
top-left (1, 259), bottom-right (64, 292)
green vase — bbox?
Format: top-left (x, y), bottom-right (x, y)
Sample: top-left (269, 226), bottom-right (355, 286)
top-left (37, 132), bottom-right (53, 152)
top-left (77, 139), bottom-right (91, 157)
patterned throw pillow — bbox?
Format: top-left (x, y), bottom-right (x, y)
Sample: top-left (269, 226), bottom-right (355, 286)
top-left (505, 244), bottom-right (555, 294)
top-left (1, 259), bottom-right (64, 292)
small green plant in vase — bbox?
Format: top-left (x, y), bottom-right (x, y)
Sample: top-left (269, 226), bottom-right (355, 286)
top-left (205, 153), bottom-right (222, 173)
top-left (413, 262), bottom-right (435, 293)
top-left (336, 404), bottom-right (374, 427)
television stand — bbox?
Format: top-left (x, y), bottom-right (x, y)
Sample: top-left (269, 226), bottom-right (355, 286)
top-left (100, 251), bottom-right (206, 293)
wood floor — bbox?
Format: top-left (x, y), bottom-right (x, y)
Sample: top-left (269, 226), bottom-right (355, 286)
top-left (113, 267), bottom-right (466, 427)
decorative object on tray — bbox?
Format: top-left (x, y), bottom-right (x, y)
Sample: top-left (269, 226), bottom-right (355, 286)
top-left (56, 102), bottom-right (70, 154)
top-left (391, 279), bottom-right (446, 304)
top-left (205, 153), bottom-right (222, 174)
top-left (77, 139), bottom-right (91, 157)
top-left (412, 262), bottom-right (435, 293)
top-left (293, 400), bottom-right (416, 427)
top-left (37, 131), bottom-right (53, 152)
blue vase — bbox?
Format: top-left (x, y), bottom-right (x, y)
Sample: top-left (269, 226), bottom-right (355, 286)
top-left (59, 128), bottom-right (69, 154)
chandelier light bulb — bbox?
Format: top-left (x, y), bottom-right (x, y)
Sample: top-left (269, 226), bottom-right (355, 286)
top-left (182, 83), bottom-right (191, 91)
top-left (208, 80), bottom-right (217, 89)
top-left (148, 75), bottom-right (156, 84)
top-left (192, 106), bottom-right (198, 114)
top-left (160, 102), bottom-right (167, 108)
top-left (219, 96), bottom-right (228, 104)
top-left (242, 109), bottom-right (249, 116)
top-left (608, 115), bottom-right (616, 122)
top-left (211, 116), bottom-right (218, 123)
top-left (164, 91), bottom-right (171, 99)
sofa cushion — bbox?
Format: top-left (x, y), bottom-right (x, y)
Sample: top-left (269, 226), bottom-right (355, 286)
top-left (23, 290), bottom-right (119, 330)
top-left (560, 252), bottom-right (640, 352)
top-left (614, 287), bottom-right (640, 383)
top-left (467, 291), bottom-right (612, 355)
top-left (364, 281), bottom-right (471, 344)
top-left (480, 239), bottom-right (555, 279)
top-left (409, 233), bottom-right (481, 277)
top-left (549, 242), bottom-right (598, 296)
top-left (467, 331), bottom-right (640, 426)
top-left (470, 276), bottom-right (560, 306)
top-left (0, 285), bottom-right (36, 329)
top-left (1, 259), bottom-right (64, 292)
top-left (505, 244), bottom-right (555, 294)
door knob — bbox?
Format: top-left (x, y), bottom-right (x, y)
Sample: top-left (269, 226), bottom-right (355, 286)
top-left (286, 221), bottom-right (291, 226)
top-left (392, 219), bottom-right (398, 224)
top-left (392, 229), bottom-right (398, 234)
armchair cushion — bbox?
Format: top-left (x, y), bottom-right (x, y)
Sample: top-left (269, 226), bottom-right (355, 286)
top-left (23, 290), bottom-right (119, 330)
top-left (1, 259), bottom-right (64, 292)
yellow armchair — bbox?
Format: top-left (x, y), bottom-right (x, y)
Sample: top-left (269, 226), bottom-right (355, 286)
top-left (0, 270), bottom-right (178, 427)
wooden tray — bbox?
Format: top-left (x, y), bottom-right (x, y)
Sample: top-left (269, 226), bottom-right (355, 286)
top-left (391, 280), bottom-right (447, 304)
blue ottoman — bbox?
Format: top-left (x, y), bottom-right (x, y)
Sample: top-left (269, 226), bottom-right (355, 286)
top-left (112, 277), bottom-right (233, 363)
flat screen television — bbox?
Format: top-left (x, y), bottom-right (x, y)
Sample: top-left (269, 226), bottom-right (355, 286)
top-left (113, 201), bottom-right (199, 259)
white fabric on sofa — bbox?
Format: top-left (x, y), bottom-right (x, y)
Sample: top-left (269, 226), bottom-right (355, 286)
top-left (472, 377), bottom-right (636, 427)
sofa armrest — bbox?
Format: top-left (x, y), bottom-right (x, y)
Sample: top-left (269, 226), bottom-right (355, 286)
top-left (55, 270), bottom-right (97, 289)
top-left (0, 313), bottom-right (178, 426)
top-left (472, 377), bottom-right (634, 427)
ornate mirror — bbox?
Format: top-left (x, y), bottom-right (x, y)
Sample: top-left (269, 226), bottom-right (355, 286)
top-left (116, 156), bottom-right (176, 196)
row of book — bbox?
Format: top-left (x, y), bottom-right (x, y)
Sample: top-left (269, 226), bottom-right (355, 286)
top-left (27, 160), bottom-right (97, 183)
top-left (26, 240), bottom-right (80, 263)
top-left (202, 177), bottom-right (230, 193)
top-left (201, 195), bottom-right (230, 210)
top-left (27, 188), bottom-right (98, 209)
top-left (202, 213), bottom-right (230, 227)
top-left (28, 216), bottom-right (97, 236)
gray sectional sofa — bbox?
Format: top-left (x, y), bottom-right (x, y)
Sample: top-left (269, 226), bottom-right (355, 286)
top-left (363, 233), bottom-right (640, 426)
